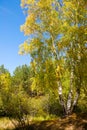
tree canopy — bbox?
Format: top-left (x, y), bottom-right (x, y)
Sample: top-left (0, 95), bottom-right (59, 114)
top-left (19, 0), bottom-right (87, 115)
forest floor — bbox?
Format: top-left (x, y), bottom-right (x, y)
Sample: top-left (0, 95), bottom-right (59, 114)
top-left (0, 113), bottom-right (87, 130)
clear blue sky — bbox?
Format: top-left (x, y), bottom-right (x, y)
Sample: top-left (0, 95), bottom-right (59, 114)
top-left (0, 0), bottom-right (31, 74)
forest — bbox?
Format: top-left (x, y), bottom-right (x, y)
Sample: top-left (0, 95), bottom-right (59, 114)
top-left (0, 0), bottom-right (87, 130)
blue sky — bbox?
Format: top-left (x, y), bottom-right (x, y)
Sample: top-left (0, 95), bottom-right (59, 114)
top-left (0, 0), bottom-right (31, 74)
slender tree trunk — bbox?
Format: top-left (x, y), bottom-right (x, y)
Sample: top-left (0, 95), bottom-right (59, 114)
top-left (71, 88), bottom-right (80, 112)
top-left (66, 90), bottom-right (72, 115)
top-left (71, 75), bottom-right (81, 112)
top-left (70, 42), bottom-right (82, 112)
top-left (66, 59), bottom-right (74, 115)
top-left (58, 81), bottom-right (66, 115)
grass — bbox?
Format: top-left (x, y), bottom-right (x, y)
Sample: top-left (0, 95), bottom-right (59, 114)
top-left (27, 113), bottom-right (87, 130)
top-left (0, 117), bottom-right (15, 130)
top-left (0, 113), bottom-right (87, 130)
top-left (0, 115), bottom-right (57, 130)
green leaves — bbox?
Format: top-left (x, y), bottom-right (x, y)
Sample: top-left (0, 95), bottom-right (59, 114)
top-left (19, 0), bottom-right (87, 115)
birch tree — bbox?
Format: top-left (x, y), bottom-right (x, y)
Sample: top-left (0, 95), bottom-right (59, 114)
top-left (19, 0), bottom-right (87, 115)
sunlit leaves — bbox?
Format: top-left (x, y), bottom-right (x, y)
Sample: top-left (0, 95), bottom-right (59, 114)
top-left (38, 0), bottom-right (53, 9)
top-left (21, 0), bottom-right (35, 8)
top-left (20, 0), bottom-right (87, 114)
top-left (0, 73), bottom-right (11, 90)
top-left (19, 41), bottom-right (30, 55)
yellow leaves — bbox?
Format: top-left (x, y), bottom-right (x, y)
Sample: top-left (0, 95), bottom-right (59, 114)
top-left (57, 42), bottom-right (63, 51)
top-left (19, 38), bottom-right (43, 56)
top-left (26, 14), bottom-right (35, 25)
top-left (20, 0), bottom-right (60, 37)
top-left (45, 60), bottom-right (53, 71)
top-left (20, 14), bottom-right (36, 35)
top-left (20, 24), bottom-right (31, 35)
top-left (23, 41), bottom-right (30, 52)
top-left (84, 27), bottom-right (87, 35)
top-left (49, 15), bottom-right (58, 27)
top-left (63, 1), bottom-right (75, 17)
top-left (19, 41), bottom-right (30, 55)
top-left (30, 77), bottom-right (36, 91)
top-left (29, 38), bottom-right (42, 52)
top-left (20, 0), bottom-right (25, 7)
top-left (0, 73), bottom-right (11, 91)
top-left (64, 0), bottom-right (81, 11)
top-left (38, 0), bottom-right (52, 9)
top-left (55, 65), bottom-right (64, 80)
top-left (31, 60), bottom-right (37, 70)
top-left (63, 0), bottom-right (87, 23)
top-left (26, 0), bottom-right (35, 5)
top-left (63, 22), bottom-right (69, 28)
top-left (57, 66), bottom-right (61, 72)
top-left (21, 0), bottom-right (35, 7)
top-left (64, 1), bottom-right (71, 7)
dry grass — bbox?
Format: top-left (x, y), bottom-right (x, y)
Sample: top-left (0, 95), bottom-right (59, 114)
top-left (0, 113), bottom-right (87, 130)
top-left (0, 117), bottom-right (16, 130)
top-left (28, 113), bottom-right (87, 130)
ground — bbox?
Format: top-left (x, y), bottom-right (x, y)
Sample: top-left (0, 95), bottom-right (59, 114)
top-left (0, 113), bottom-right (87, 130)
top-left (28, 113), bottom-right (87, 130)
